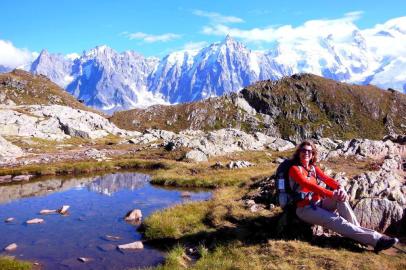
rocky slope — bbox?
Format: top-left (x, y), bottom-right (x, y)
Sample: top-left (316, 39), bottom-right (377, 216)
top-left (0, 69), bottom-right (95, 112)
top-left (111, 74), bottom-right (406, 142)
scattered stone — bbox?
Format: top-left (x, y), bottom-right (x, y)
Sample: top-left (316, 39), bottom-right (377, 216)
top-left (124, 209), bottom-right (142, 222)
top-left (26, 218), bottom-right (44, 224)
top-left (77, 257), bottom-right (92, 263)
top-left (103, 235), bottom-right (121, 241)
top-left (274, 158), bottom-right (285, 164)
top-left (12, 175), bottom-right (33, 182)
top-left (40, 209), bottom-right (57, 215)
top-left (98, 243), bottom-right (116, 251)
top-left (226, 160), bottom-right (253, 169)
top-left (244, 200), bottom-right (256, 207)
top-left (210, 162), bottom-right (224, 169)
top-left (4, 243), bottom-right (17, 251)
top-left (117, 241), bottom-right (144, 250)
top-left (181, 191), bottom-right (191, 198)
top-left (5, 217), bottom-right (15, 223)
top-left (58, 205), bottom-right (70, 215)
top-left (0, 175), bottom-right (12, 183)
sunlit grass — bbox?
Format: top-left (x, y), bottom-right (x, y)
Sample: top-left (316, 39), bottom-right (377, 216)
top-left (0, 257), bottom-right (31, 270)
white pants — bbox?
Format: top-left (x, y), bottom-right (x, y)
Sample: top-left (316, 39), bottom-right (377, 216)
top-left (296, 198), bottom-right (382, 247)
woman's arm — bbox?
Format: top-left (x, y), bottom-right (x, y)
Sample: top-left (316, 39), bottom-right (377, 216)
top-left (289, 166), bottom-right (334, 198)
top-left (315, 166), bottom-right (340, 190)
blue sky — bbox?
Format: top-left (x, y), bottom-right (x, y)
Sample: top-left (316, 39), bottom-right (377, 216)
top-left (1, 0), bottom-right (405, 57)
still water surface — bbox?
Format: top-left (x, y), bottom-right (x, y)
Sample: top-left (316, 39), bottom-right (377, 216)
top-left (0, 172), bottom-right (211, 269)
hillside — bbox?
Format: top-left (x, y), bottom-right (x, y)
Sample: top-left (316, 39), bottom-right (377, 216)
top-left (111, 74), bottom-right (406, 142)
top-left (0, 69), bottom-right (98, 113)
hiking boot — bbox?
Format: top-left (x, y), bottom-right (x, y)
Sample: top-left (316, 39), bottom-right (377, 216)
top-left (374, 236), bottom-right (399, 253)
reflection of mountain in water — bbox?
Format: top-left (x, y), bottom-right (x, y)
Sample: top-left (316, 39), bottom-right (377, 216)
top-left (0, 173), bottom-right (150, 204)
top-left (87, 173), bottom-right (150, 196)
top-left (0, 176), bottom-right (94, 204)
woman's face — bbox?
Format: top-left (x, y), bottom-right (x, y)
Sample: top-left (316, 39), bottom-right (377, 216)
top-left (299, 145), bottom-right (313, 164)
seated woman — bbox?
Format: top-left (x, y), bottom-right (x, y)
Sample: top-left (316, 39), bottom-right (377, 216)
top-left (289, 140), bottom-right (398, 253)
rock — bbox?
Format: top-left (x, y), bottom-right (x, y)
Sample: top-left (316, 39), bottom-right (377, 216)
top-left (267, 138), bottom-right (295, 152)
top-left (102, 235), bottom-right (122, 242)
top-left (0, 136), bottom-right (24, 161)
top-left (244, 200), bottom-right (256, 207)
top-left (5, 217), bottom-right (14, 223)
top-left (117, 241), bottom-right (144, 250)
top-left (58, 205), bottom-right (70, 215)
top-left (210, 162), bottom-right (224, 169)
top-left (4, 243), bottom-right (17, 251)
top-left (0, 175), bottom-right (13, 183)
top-left (40, 209), bottom-right (57, 215)
top-left (181, 191), bottom-right (191, 198)
top-left (26, 218), bottom-right (44, 224)
top-left (125, 209), bottom-right (142, 222)
top-left (274, 158), bottom-right (285, 164)
top-left (98, 243), bottom-right (116, 251)
top-left (354, 198), bottom-right (404, 232)
top-left (226, 160), bottom-right (253, 169)
top-left (12, 175), bottom-right (33, 182)
top-left (0, 105), bottom-right (133, 141)
top-left (185, 150), bottom-right (208, 162)
top-left (77, 257), bottom-right (92, 263)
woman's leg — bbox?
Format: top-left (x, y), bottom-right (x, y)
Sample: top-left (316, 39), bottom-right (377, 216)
top-left (296, 205), bottom-right (382, 247)
top-left (321, 198), bottom-right (360, 226)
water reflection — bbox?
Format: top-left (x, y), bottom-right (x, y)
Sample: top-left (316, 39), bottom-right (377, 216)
top-left (87, 173), bottom-right (150, 196)
top-left (0, 172), bottom-right (211, 270)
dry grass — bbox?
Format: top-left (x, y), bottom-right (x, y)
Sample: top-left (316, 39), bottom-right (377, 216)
top-left (150, 151), bottom-right (279, 188)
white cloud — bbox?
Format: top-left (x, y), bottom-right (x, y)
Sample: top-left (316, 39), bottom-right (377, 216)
top-left (124, 32), bottom-right (181, 43)
top-left (193, 10), bottom-right (244, 24)
top-left (181, 41), bottom-right (208, 51)
top-left (0, 40), bottom-right (35, 68)
top-left (201, 12), bottom-right (363, 43)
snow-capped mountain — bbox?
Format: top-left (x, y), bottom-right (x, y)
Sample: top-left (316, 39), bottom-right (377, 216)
top-left (26, 17), bottom-right (406, 112)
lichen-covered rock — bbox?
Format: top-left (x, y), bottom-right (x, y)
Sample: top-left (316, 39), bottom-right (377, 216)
top-left (0, 135), bottom-right (24, 161)
top-left (185, 150), bottom-right (208, 162)
top-left (0, 105), bottom-right (136, 140)
top-left (354, 198), bottom-right (404, 232)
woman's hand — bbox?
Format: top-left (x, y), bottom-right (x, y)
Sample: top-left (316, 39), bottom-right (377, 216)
top-left (333, 189), bottom-right (348, 202)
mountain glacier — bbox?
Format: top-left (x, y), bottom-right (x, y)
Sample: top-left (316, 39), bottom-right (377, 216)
top-left (27, 18), bottom-right (406, 113)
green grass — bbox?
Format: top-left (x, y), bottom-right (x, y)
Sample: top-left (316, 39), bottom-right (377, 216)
top-left (0, 158), bottom-right (172, 177)
top-left (0, 257), bottom-right (31, 270)
top-left (143, 201), bottom-right (213, 240)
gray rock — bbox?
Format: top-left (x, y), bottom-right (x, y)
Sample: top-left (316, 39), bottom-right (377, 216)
top-left (0, 136), bottom-right (24, 161)
top-left (117, 241), bottom-right (144, 250)
top-left (226, 160), bottom-right (253, 169)
top-left (0, 105), bottom-right (134, 141)
top-left (185, 150), bottom-right (208, 162)
top-left (26, 218), bottom-right (44, 224)
top-left (125, 209), bottom-right (142, 221)
top-left (267, 138), bottom-right (295, 152)
top-left (354, 198), bottom-right (403, 232)
top-left (12, 175), bottom-right (33, 182)
top-left (4, 243), bottom-right (17, 251)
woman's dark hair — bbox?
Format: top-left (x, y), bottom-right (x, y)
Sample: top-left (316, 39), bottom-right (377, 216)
top-left (291, 140), bottom-right (318, 166)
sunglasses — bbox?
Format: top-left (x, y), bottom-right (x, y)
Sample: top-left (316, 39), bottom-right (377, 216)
top-left (300, 149), bottom-right (313, 154)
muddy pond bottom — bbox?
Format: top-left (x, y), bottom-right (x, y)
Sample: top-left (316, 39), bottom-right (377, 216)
top-left (0, 172), bottom-right (211, 269)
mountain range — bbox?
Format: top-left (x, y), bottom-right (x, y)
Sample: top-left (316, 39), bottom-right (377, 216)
top-left (4, 17), bottom-right (405, 113)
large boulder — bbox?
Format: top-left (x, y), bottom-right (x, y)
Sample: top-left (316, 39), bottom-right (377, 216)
top-left (0, 105), bottom-right (137, 140)
top-left (353, 198), bottom-right (404, 233)
top-left (0, 136), bottom-right (24, 161)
